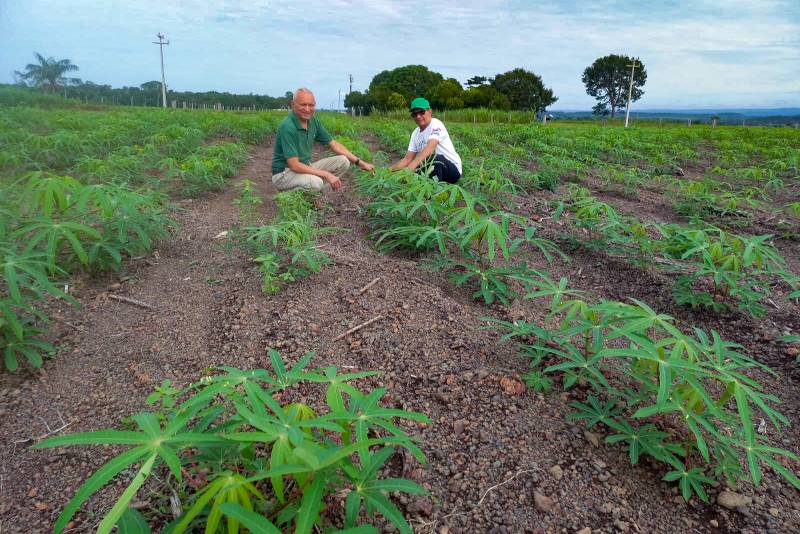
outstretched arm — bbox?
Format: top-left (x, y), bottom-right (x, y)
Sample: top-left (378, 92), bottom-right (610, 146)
top-left (389, 151), bottom-right (416, 171)
top-left (406, 139), bottom-right (439, 171)
top-left (329, 140), bottom-right (375, 173)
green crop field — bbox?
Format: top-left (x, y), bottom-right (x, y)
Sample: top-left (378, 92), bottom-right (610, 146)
top-left (2, 89), bottom-right (799, 533)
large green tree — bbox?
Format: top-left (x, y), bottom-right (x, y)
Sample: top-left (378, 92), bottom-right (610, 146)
top-left (490, 68), bottom-right (557, 112)
top-left (582, 54), bottom-right (647, 119)
top-left (15, 52), bottom-right (79, 93)
top-left (430, 78), bottom-right (465, 109)
top-left (344, 90), bottom-right (373, 115)
top-left (463, 85), bottom-right (511, 110)
top-left (368, 65), bottom-right (444, 110)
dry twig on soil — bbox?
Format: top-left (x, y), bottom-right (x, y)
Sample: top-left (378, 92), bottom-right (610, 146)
top-left (108, 294), bottom-right (157, 310)
top-left (12, 412), bottom-right (74, 452)
top-left (332, 315), bottom-right (384, 342)
top-left (412, 468), bottom-right (540, 532)
top-left (357, 276), bottom-right (381, 295)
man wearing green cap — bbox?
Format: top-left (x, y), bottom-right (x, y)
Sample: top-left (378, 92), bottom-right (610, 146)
top-left (389, 97), bottom-right (462, 184)
top-left (272, 88), bottom-right (375, 195)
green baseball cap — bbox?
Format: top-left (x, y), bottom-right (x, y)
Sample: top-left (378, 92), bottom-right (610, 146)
top-left (409, 97), bottom-right (430, 111)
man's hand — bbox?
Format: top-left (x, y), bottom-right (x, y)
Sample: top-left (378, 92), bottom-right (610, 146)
top-left (358, 160), bottom-right (376, 174)
top-left (322, 171), bottom-right (342, 190)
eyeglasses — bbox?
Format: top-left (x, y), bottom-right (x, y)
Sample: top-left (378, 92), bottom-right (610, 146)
top-left (410, 109), bottom-right (426, 118)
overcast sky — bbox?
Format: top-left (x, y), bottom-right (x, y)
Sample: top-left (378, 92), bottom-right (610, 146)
top-left (1, 0), bottom-right (798, 110)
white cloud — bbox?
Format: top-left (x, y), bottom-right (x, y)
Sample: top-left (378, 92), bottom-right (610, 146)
top-left (1, 0), bottom-right (797, 109)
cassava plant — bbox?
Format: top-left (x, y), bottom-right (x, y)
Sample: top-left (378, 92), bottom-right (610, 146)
top-left (1, 172), bottom-right (174, 370)
top-left (488, 274), bottom-right (800, 502)
top-left (238, 190), bottom-right (336, 294)
top-left (35, 350), bottom-right (429, 533)
top-left (232, 179), bottom-right (263, 225)
top-left (358, 166), bottom-right (564, 305)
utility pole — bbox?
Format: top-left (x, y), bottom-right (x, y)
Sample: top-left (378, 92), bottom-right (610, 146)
top-left (152, 32), bottom-right (169, 108)
top-left (624, 58), bottom-right (638, 128)
top-left (348, 74), bottom-right (354, 115)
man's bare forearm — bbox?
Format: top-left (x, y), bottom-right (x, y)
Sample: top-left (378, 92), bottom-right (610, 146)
top-left (328, 140), bottom-right (359, 163)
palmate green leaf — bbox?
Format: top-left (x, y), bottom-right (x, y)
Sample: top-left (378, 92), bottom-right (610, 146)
top-left (16, 217), bottom-right (101, 270)
top-left (1, 246), bottom-right (70, 304)
top-left (21, 172), bottom-right (82, 217)
top-left (0, 298), bottom-right (26, 340)
top-left (604, 421), bottom-right (671, 466)
top-left (567, 395), bottom-right (622, 428)
top-left (543, 347), bottom-right (612, 391)
top-left (458, 213), bottom-right (512, 263)
top-left (3, 330), bottom-right (54, 371)
top-left (662, 467), bottom-right (714, 502)
top-left (481, 316), bottom-right (552, 344)
top-left (218, 503), bottom-right (281, 534)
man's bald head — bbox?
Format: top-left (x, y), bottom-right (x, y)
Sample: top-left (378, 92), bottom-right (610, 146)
top-left (292, 88), bottom-right (316, 122)
top-left (293, 88), bottom-right (314, 103)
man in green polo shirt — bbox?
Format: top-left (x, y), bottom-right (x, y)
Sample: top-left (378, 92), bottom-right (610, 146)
top-left (272, 88), bottom-right (374, 195)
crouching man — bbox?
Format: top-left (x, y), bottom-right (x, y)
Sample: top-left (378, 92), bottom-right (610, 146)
top-left (272, 88), bottom-right (374, 194)
top-left (389, 97), bottom-right (462, 184)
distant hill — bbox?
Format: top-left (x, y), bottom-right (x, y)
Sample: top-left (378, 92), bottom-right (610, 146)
top-left (636, 108), bottom-right (800, 117)
top-left (550, 108), bottom-right (800, 126)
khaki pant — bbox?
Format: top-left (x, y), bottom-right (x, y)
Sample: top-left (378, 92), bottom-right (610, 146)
top-left (272, 155), bottom-right (350, 193)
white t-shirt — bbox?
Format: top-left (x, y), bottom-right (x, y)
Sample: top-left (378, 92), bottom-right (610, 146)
top-left (407, 118), bottom-right (462, 173)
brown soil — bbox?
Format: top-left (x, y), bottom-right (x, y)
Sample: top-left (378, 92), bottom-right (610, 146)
top-left (1, 140), bottom-right (799, 534)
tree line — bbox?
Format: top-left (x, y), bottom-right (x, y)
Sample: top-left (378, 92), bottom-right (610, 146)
top-left (12, 53), bottom-right (292, 109)
top-left (346, 65), bottom-right (557, 115)
top-left (14, 52), bottom-right (647, 117)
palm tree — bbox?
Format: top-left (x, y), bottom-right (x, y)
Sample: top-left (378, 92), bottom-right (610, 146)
top-left (14, 52), bottom-right (79, 93)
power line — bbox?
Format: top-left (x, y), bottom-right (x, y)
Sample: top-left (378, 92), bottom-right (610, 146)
top-left (152, 32), bottom-right (169, 108)
top-left (624, 58), bottom-right (638, 128)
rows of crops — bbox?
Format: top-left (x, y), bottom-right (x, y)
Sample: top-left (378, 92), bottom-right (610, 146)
top-left (319, 115), bottom-right (800, 501)
top-left (3, 96), bottom-right (799, 532)
top-left (0, 105), bottom-right (281, 370)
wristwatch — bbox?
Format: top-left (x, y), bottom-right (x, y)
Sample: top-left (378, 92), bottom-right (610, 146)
top-left (354, 158), bottom-right (360, 166)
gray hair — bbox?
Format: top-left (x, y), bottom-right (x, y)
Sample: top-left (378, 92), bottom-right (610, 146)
top-left (293, 88), bottom-right (314, 103)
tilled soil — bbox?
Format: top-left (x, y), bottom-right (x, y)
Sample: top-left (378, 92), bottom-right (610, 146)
top-left (1, 140), bottom-right (799, 534)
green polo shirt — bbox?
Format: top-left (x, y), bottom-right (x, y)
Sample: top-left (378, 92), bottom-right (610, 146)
top-left (271, 111), bottom-right (334, 174)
